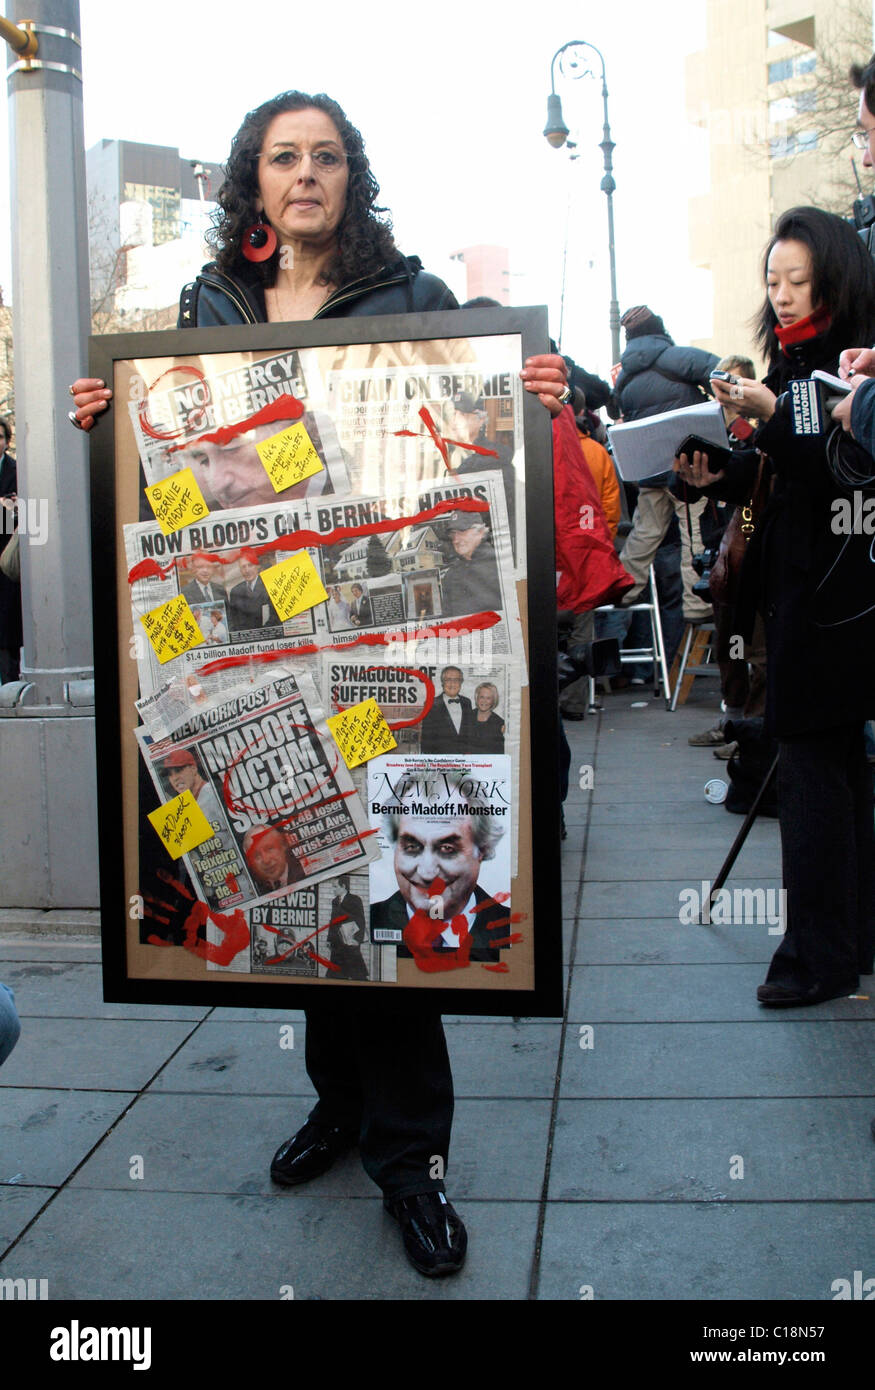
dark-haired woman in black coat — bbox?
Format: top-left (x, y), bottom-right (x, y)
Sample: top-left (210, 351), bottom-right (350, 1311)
top-left (677, 206), bottom-right (875, 1008)
top-left (71, 88), bottom-right (569, 1277)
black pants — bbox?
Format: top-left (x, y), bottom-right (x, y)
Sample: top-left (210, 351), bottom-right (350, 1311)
top-left (766, 724), bottom-right (875, 992)
top-left (304, 1005), bottom-right (453, 1201)
top-left (0, 646), bottom-right (19, 683)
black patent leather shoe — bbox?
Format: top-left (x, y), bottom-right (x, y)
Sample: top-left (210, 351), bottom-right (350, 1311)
top-left (756, 979), bottom-right (858, 1008)
top-left (384, 1191), bottom-right (467, 1277)
top-left (270, 1121), bottom-right (357, 1187)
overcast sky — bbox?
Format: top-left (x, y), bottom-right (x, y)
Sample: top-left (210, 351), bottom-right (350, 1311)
top-left (0, 0), bottom-right (711, 378)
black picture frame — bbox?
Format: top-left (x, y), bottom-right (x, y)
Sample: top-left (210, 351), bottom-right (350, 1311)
top-left (89, 306), bottom-right (562, 1017)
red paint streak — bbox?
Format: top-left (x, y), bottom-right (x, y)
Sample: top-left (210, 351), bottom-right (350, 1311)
top-left (335, 827), bottom-right (380, 849)
top-left (394, 405), bottom-right (499, 476)
top-left (417, 406), bottom-right (449, 469)
top-left (181, 901), bottom-right (251, 966)
top-left (128, 557), bottom-right (173, 584)
top-left (146, 934), bottom-right (173, 947)
top-left (225, 873), bottom-right (239, 892)
top-left (261, 909), bottom-right (348, 958)
top-left (138, 365), bottom-right (208, 442)
top-left (403, 908), bottom-right (473, 973)
top-left (195, 612), bottom-right (500, 676)
top-left (144, 890), bottom-right (183, 917)
top-left (167, 393), bottom-right (304, 454)
top-left (330, 665), bottom-right (435, 732)
top-left (307, 949), bottom-right (339, 972)
top-left (468, 891), bottom-right (511, 912)
top-left (155, 868), bottom-right (195, 900)
top-left (128, 496), bottom-right (488, 586)
top-left (396, 877), bottom-right (523, 973)
top-left (220, 717), bottom-right (341, 819)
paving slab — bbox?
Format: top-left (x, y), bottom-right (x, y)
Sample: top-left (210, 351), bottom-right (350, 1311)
top-left (574, 918), bottom-right (772, 966)
top-left (0, 1088), bottom-right (136, 1188)
top-left (0, 909), bottom-right (99, 936)
top-left (0, 1189), bottom-right (539, 1300)
top-left (206, 1006), bottom-right (305, 1024)
top-left (559, 1021), bottom-right (875, 1098)
top-left (585, 801), bottom-right (748, 826)
top-left (0, 934), bottom-right (102, 963)
top-left (145, 1020), bottom-right (313, 1097)
top-left (567, 964), bottom-right (875, 1022)
top-left (536, 1201), bottom-right (875, 1301)
top-left (578, 878), bottom-right (782, 917)
top-left (0, 1185), bottom-right (55, 1253)
top-left (67, 1093), bottom-right (551, 1202)
top-left (579, 846), bottom-right (781, 880)
top-left (2, 961), bottom-right (209, 1022)
top-left (0, 1017), bottom-right (201, 1091)
top-left (445, 1022), bottom-right (562, 1097)
top-left (548, 1098), bottom-right (875, 1201)
top-left (584, 823), bottom-right (779, 855)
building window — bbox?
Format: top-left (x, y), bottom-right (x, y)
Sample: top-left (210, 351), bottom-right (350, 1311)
top-left (769, 129), bottom-right (819, 159)
top-left (769, 90), bottom-right (817, 124)
top-left (123, 182), bottom-right (180, 246)
top-left (768, 54), bottom-right (816, 84)
top-left (768, 59), bottom-right (792, 83)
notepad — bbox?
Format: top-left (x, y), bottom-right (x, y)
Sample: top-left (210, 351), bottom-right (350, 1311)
top-left (608, 402), bottom-right (730, 483)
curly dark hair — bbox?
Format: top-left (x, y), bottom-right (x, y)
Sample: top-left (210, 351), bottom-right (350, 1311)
top-left (754, 206), bottom-right (875, 363)
top-left (208, 91), bottom-right (398, 288)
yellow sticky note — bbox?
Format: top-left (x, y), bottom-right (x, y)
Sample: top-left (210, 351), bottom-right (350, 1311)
top-left (147, 789), bottom-right (215, 860)
top-left (145, 467), bottom-right (210, 535)
top-left (261, 550), bottom-right (327, 621)
top-left (326, 697), bottom-right (397, 770)
top-left (256, 422), bottom-right (323, 494)
top-left (141, 595), bottom-right (204, 664)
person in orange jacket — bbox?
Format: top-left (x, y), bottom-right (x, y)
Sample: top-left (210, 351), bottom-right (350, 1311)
top-left (575, 407), bottom-right (622, 539)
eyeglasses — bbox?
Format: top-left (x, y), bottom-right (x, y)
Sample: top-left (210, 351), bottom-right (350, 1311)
top-left (852, 128), bottom-right (875, 149)
top-left (256, 147), bottom-right (347, 171)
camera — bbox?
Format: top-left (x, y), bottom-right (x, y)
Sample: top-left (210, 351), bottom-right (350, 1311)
top-left (691, 547), bottom-right (719, 602)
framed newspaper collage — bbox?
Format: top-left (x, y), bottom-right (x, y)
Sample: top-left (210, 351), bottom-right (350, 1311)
top-left (90, 307), bottom-right (562, 1015)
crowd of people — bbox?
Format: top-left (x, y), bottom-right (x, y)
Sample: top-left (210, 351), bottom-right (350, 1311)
top-left (552, 56), bottom-right (875, 1144)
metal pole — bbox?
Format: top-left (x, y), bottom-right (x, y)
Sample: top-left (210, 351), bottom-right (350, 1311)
top-left (545, 40), bottom-right (621, 366)
top-left (704, 755), bottom-right (779, 924)
top-left (2, 0), bottom-right (98, 907)
top-left (598, 77), bottom-right (621, 366)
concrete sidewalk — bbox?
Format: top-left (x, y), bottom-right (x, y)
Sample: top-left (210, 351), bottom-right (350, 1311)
top-left (1, 688), bottom-right (873, 1301)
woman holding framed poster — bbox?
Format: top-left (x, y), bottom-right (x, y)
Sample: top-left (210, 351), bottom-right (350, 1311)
top-left (72, 89), bottom-right (568, 1279)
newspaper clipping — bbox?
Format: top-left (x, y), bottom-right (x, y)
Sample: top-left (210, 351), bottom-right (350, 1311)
top-left (128, 348), bottom-right (349, 510)
top-left (367, 753), bottom-right (513, 972)
top-left (116, 336), bottom-right (534, 997)
top-left (137, 670), bottom-right (377, 917)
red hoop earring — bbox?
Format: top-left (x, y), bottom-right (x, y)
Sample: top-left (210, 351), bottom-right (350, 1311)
top-left (242, 217), bottom-right (277, 263)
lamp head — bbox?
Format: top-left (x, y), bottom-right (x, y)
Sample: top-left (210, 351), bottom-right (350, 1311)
top-left (543, 94), bottom-right (569, 148)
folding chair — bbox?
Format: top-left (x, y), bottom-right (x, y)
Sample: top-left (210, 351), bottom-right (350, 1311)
top-left (590, 564), bottom-right (673, 710)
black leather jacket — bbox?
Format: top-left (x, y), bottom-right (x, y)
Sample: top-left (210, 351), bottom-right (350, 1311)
top-left (178, 254), bottom-right (458, 327)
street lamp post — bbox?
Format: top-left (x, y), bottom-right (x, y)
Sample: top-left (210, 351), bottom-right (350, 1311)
top-left (543, 40), bottom-right (621, 365)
